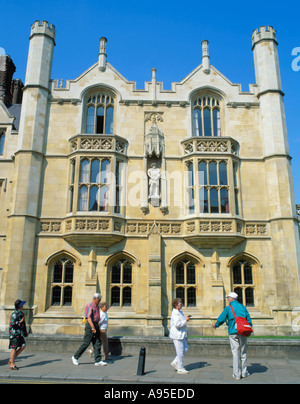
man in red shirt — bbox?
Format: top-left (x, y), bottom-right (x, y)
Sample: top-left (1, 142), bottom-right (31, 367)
top-left (72, 293), bottom-right (107, 366)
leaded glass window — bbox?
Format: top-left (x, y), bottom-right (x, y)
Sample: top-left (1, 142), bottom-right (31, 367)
top-left (86, 93), bottom-right (114, 134)
top-left (110, 260), bottom-right (132, 307)
top-left (51, 259), bottom-right (74, 307)
top-left (175, 260), bottom-right (197, 307)
top-left (198, 160), bottom-right (229, 214)
top-left (78, 158), bottom-right (111, 212)
top-left (232, 261), bottom-right (255, 307)
top-left (193, 96), bottom-right (221, 137)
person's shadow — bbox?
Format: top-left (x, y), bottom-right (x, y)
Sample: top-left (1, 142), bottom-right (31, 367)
top-left (247, 362), bottom-right (268, 375)
top-left (0, 354), bottom-right (62, 368)
top-left (0, 354), bottom-right (35, 367)
top-left (21, 359), bottom-right (62, 368)
top-left (186, 361), bottom-right (210, 371)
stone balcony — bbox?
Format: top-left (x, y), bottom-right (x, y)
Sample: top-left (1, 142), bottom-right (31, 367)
top-left (181, 136), bottom-right (239, 156)
top-left (68, 134), bottom-right (128, 155)
top-left (39, 216), bottom-right (125, 247)
top-left (38, 216), bottom-right (269, 248)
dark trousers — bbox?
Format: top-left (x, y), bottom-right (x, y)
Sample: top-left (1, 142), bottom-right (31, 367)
top-left (74, 322), bottom-right (102, 363)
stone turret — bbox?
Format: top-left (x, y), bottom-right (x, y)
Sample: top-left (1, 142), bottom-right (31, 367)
top-left (252, 25), bottom-right (288, 157)
top-left (252, 26), bottom-right (282, 97)
top-left (24, 20), bottom-right (56, 88)
top-left (2, 21), bottom-right (56, 310)
top-left (252, 26), bottom-right (300, 308)
top-left (18, 20), bottom-right (55, 151)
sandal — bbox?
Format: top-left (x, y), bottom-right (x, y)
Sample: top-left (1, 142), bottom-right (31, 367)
top-left (10, 365), bottom-right (19, 370)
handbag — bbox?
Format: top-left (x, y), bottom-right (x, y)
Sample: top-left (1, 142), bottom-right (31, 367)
top-left (230, 304), bottom-right (253, 337)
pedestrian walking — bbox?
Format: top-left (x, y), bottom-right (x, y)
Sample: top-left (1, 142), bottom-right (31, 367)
top-left (212, 292), bottom-right (253, 379)
top-left (169, 297), bottom-right (191, 374)
top-left (88, 301), bottom-right (111, 360)
top-left (99, 302), bottom-right (111, 361)
top-left (72, 293), bottom-right (107, 366)
top-left (8, 299), bottom-right (28, 370)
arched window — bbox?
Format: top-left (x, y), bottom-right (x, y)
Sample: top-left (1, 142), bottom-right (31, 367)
top-left (85, 92), bottom-right (114, 134)
top-left (110, 259), bottom-right (132, 307)
top-left (0, 132), bottom-right (5, 155)
top-left (174, 259), bottom-right (197, 307)
top-left (232, 260), bottom-right (255, 307)
top-left (51, 259), bottom-right (74, 307)
top-left (193, 95), bottom-right (221, 137)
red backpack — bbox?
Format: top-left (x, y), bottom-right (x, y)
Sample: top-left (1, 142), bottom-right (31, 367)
top-left (230, 304), bottom-right (253, 337)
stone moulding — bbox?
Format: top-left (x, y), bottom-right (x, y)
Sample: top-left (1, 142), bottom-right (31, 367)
top-left (39, 217), bottom-right (269, 240)
top-left (69, 134), bottom-right (128, 155)
top-left (181, 136), bottom-right (239, 156)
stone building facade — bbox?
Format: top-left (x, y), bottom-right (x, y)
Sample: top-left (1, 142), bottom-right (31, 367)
top-left (0, 21), bottom-right (300, 337)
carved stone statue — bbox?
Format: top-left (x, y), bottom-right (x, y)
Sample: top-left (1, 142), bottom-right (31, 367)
top-left (148, 163), bottom-right (161, 199)
top-left (144, 113), bottom-right (164, 158)
top-left (142, 112), bottom-right (166, 212)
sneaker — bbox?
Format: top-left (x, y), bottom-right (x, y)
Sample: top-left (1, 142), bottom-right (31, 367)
top-left (232, 374), bottom-right (241, 380)
top-left (170, 360), bottom-right (178, 370)
top-left (177, 368), bottom-right (189, 374)
top-left (95, 360), bottom-right (107, 366)
top-left (72, 356), bottom-right (79, 366)
top-left (242, 371), bottom-right (250, 378)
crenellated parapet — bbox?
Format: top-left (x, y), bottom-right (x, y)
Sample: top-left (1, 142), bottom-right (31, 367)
top-left (30, 20), bottom-right (56, 44)
top-left (251, 25), bottom-right (277, 49)
top-left (24, 20), bottom-right (56, 90)
top-left (251, 24), bottom-right (282, 97)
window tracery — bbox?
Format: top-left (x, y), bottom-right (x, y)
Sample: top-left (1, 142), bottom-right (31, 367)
top-left (174, 258), bottom-right (197, 307)
top-left (232, 260), bottom-right (255, 307)
top-left (86, 92), bottom-right (114, 134)
top-left (50, 258), bottom-right (74, 307)
top-left (193, 95), bottom-right (221, 137)
top-left (110, 259), bottom-right (133, 307)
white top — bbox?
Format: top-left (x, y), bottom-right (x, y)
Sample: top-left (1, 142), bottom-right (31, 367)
top-left (99, 311), bottom-right (109, 330)
top-left (169, 308), bottom-right (187, 340)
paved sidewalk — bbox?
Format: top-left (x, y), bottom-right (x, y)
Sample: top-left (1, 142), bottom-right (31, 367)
top-left (0, 350), bottom-right (299, 384)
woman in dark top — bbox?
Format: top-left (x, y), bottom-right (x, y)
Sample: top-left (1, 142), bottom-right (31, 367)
top-left (8, 299), bottom-right (28, 370)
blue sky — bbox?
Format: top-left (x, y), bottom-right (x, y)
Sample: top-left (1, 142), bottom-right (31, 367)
top-left (1, 0), bottom-right (300, 202)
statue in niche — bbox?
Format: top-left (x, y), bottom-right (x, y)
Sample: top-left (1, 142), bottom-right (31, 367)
top-left (148, 163), bottom-right (161, 202)
top-left (144, 113), bottom-right (164, 158)
top-left (142, 112), bottom-right (166, 211)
